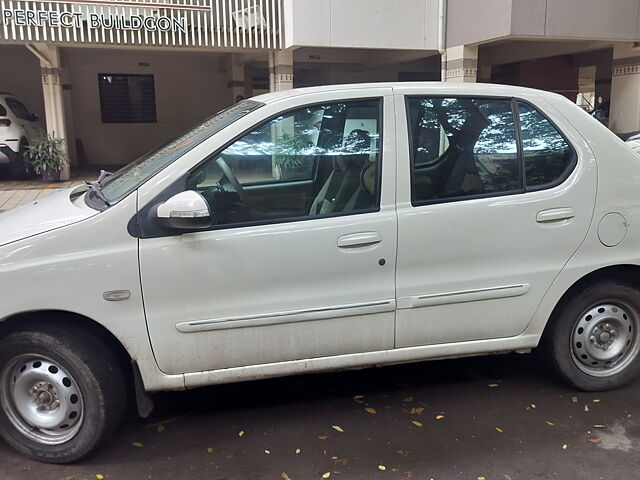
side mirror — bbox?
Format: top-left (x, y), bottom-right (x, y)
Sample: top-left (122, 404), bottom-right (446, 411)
top-left (155, 190), bottom-right (212, 230)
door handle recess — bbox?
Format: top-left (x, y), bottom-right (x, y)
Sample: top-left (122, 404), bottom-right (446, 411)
top-left (337, 232), bottom-right (382, 248)
top-left (536, 208), bottom-right (575, 223)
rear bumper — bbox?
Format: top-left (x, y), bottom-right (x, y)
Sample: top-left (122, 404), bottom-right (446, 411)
top-left (0, 144), bottom-right (19, 165)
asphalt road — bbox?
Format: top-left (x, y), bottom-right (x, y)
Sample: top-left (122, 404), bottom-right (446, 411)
top-left (1, 352), bottom-right (639, 480)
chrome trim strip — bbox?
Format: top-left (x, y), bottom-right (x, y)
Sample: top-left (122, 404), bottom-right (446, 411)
top-left (176, 299), bottom-right (396, 333)
top-left (397, 284), bottom-right (530, 309)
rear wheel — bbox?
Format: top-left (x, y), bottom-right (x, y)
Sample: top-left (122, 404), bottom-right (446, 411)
top-left (0, 325), bottom-right (126, 463)
top-left (545, 281), bottom-right (640, 391)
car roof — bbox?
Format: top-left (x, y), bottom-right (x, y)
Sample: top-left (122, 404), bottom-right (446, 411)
top-left (251, 82), bottom-right (561, 104)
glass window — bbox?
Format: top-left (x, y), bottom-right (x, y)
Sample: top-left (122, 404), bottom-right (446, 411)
top-left (0, 103), bottom-right (7, 116)
top-left (98, 73), bottom-right (157, 123)
top-left (407, 97), bottom-right (520, 204)
top-left (518, 101), bottom-right (574, 188)
top-left (5, 98), bottom-right (31, 120)
top-left (187, 99), bottom-right (382, 227)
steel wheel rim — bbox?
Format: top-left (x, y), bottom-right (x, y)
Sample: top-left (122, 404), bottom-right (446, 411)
top-left (0, 354), bottom-right (84, 445)
top-left (570, 301), bottom-right (640, 377)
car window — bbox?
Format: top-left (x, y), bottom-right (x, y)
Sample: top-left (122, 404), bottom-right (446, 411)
top-left (0, 103), bottom-right (6, 117)
top-left (518, 101), bottom-right (575, 188)
top-left (187, 98), bottom-right (382, 227)
top-left (407, 97), bottom-right (520, 204)
top-left (5, 98), bottom-right (31, 120)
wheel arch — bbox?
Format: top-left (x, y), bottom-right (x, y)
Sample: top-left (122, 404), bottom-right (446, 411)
top-left (541, 264), bottom-right (640, 342)
top-left (0, 310), bottom-right (132, 378)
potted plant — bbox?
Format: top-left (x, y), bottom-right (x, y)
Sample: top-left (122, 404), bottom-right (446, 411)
top-left (28, 134), bottom-right (69, 183)
top-left (272, 133), bottom-right (311, 180)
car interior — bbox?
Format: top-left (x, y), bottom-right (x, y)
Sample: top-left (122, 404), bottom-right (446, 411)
top-left (187, 100), bottom-right (381, 227)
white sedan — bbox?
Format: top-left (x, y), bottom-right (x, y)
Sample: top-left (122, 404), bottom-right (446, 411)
top-left (0, 82), bottom-right (639, 463)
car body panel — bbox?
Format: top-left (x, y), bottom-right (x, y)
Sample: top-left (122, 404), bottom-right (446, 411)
top-left (0, 83), bottom-right (639, 393)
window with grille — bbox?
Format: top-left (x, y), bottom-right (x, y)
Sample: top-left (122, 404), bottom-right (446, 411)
top-left (98, 73), bottom-right (157, 123)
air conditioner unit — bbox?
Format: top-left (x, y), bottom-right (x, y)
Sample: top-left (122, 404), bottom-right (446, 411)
top-left (232, 5), bottom-right (267, 30)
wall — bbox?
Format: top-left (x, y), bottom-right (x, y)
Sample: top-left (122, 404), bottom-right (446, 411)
top-left (64, 48), bottom-right (231, 167)
top-left (448, 0), bottom-right (640, 47)
top-left (283, 0), bottom-right (440, 51)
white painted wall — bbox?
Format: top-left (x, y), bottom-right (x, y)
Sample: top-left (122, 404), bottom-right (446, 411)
top-left (283, 0), bottom-right (440, 50)
top-left (64, 48), bottom-right (232, 167)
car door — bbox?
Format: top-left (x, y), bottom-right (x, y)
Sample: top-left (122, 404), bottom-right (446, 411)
top-left (393, 86), bottom-right (597, 347)
top-left (138, 89), bottom-right (398, 375)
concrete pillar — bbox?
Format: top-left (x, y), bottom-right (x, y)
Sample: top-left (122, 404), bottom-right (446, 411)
top-left (268, 49), bottom-right (294, 92)
top-left (610, 44), bottom-right (640, 134)
top-left (26, 43), bottom-right (70, 180)
top-left (227, 54), bottom-right (247, 103)
top-left (443, 45), bottom-right (478, 83)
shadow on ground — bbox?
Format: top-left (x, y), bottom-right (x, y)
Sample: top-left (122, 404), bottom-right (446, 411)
top-left (2, 353), bottom-right (639, 479)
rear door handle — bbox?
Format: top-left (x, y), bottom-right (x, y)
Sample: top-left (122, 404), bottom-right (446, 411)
top-left (536, 208), bottom-right (575, 223)
top-left (337, 232), bottom-right (382, 248)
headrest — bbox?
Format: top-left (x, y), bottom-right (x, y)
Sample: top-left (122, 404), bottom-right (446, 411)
top-left (336, 129), bottom-right (371, 171)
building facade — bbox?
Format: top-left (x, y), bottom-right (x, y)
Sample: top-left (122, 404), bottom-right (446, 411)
top-left (0, 0), bottom-right (638, 178)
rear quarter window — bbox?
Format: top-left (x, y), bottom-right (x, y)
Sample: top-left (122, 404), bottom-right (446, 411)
top-left (0, 103), bottom-right (6, 116)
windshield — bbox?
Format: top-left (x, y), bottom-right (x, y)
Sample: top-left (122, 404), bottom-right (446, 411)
top-left (96, 99), bottom-right (264, 205)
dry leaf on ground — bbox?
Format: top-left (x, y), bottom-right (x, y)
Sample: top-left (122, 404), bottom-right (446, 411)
top-left (365, 407), bottom-right (377, 414)
top-left (332, 425), bottom-right (344, 432)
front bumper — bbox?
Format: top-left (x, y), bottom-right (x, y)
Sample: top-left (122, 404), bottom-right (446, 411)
top-left (0, 144), bottom-right (19, 165)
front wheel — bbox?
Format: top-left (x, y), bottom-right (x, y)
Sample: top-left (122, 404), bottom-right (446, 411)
top-left (545, 281), bottom-right (640, 391)
top-left (0, 325), bottom-right (126, 463)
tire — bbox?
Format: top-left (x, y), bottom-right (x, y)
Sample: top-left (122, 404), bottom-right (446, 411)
top-left (544, 281), bottom-right (640, 391)
top-left (9, 141), bottom-right (32, 180)
top-left (0, 324), bottom-right (126, 463)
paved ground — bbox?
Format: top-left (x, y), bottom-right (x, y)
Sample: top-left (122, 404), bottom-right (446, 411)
top-left (1, 353), bottom-right (638, 480)
top-left (0, 171), bottom-right (97, 212)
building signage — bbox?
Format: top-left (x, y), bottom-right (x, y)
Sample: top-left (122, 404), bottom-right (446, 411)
top-left (2, 8), bottom-right (187, 33)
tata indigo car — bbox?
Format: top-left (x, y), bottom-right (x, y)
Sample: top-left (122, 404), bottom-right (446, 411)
top-left (1, 83), bottom-right (640, 463)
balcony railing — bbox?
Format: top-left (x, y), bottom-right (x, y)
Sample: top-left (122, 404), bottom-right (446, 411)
top-left (0, 0), bottom-right (282, 49)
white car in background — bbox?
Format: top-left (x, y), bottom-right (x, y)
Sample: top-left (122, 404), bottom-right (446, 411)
top-left (1, 82), bottom-right (640, 464)
top-left (0, 93), bottom-right (42, 178)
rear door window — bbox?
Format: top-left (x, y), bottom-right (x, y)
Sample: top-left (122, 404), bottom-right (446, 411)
top-left (5, 98), bottom-right (31, 120)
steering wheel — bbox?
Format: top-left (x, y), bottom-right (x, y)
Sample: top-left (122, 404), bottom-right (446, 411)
top-left (215, 156), bottom-right (249, 206)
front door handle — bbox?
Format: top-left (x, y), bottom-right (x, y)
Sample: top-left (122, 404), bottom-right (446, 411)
top-left (337, 232), bottom-right (382, 248)
top-left (536, 208), bottom-right (575, 223)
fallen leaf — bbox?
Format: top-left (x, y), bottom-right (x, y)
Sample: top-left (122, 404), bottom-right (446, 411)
top-left (562, 444), bottom-right (568, 450)
top-left (365, 407), bottom-right (377, 414)
top-left (406, 472), bottom-right (413, 479)
top-left (403, 396), bottom-right (414, 402)
top-left (392, 468), bottom-right (398, 472)
top-left (295, 448), bottom-right (301, 455)
top-left (96, 476), bottom-right (104, 480)
top-left (132, 442), bottom-right (144, 448)
top-left (318, 435), bottom-right (330, 440)
top-left (411, 420), bottom-right (423, 427)
top-left (495, 427), bottom-right (504, 433)
top-left (531, 404), bottom-right (536, 409)
top-left (394, 449), bottom-right (405, 456)
top-left (488, 383), bottom-right (499, 388)
top-left (571, 396), bottom-right (578, 403)
top-left (265, 450), bottom-right (271, 455)
top-left (593, 424), bottom-right (606, 428)
top-left (238, 430), bottom-right (245, 437)
top-left (378, 465), bottom-right (386, 471)
top-left (207, 447), bottom-right (214, 454)
top-left (478, 477), bottom-right (486, 480)
top-left (281, 473), bottom-right (291, 480)
top-left (322, 472), bottom-right (331, 479)
top-left (436, 415), bottom-right (445, 420)
top-left (593, 399), bottom-right (601, 403)
top-left (354, 395), bottom-right (365, 404)
top-left (545, 421), bottom-right (555, 426)
top-left (410, 407), bottom-right (424, 415)
top-left (588, 438), bottom-right (601, 444)
top-left (332, 425), bottom-right (344, 433)
top-left (335, 458), bottom-right (348, 465)
top-left (156, 425), bottom-right (164, 433)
